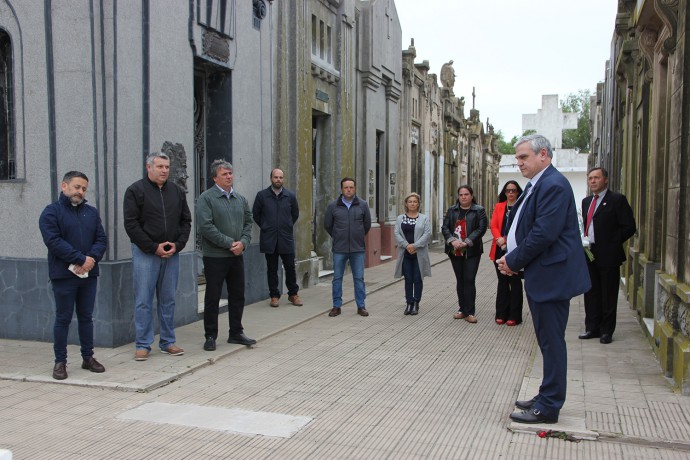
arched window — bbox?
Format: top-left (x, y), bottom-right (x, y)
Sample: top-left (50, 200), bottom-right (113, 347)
top-left (0, 29), bottom-right (14, 180)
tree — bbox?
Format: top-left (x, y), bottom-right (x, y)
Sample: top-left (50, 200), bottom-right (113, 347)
top-left (560, 90), bottom-right (592, 152)
top-left (496, 130), bottom-right (519, 155)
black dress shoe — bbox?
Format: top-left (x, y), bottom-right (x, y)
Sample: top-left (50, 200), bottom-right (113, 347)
top-left (204, 336), bottom-right (216, 351)
top-left (52, 362), bottom-right (67, 380)
top-left (82, 356), bottom-right (105, 373)
top-left (515, 396), bottom-right (538, 410)
top-left (578, 331), bottom-right (601, 339)
top-left (404, 304), bottom-right (413, 315)
top-left (600, 334), bottom-right (612, 344)
top-left (228, 333), bottom-right (257, 346)
top-left (509, 408), bottom-right (558, 424)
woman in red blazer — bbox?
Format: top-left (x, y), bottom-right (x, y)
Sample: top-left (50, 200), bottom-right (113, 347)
top-left (489, 181), bottom-right (524, 325)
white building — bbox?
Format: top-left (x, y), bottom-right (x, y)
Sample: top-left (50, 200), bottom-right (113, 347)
top-left (498, 94), bottom-right (589, 212)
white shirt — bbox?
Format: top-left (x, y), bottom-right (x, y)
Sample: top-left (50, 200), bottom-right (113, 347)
top-left (585, 188), bottom-right (607, 244)
top-left (506, 167), bottom-right (547, 254)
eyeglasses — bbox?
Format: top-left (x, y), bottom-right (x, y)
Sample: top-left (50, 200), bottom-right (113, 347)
top-left (505, 189), bottom-right (518, 193)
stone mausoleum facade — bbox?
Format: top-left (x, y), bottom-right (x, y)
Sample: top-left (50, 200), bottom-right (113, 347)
top-left (0, 0), bottom-right (500, 347)
top-left (592, 0), bottom-right (690, 394)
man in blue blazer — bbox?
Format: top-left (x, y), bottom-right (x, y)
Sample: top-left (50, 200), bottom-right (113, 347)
top-left (580, 167), bottom-right (636, 344)
top-left (497, 134), bottom-right (591, 424)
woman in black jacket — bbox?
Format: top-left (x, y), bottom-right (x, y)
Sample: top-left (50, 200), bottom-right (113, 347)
top-left (441, 185), bottom-right (488, 323)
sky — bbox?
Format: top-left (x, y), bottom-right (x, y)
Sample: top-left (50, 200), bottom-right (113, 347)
top-left (394, 0), bottom-right (619, 139)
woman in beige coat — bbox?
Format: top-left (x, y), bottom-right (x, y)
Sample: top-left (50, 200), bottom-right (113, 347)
top-left (394, 193), bottom-right (432, 315)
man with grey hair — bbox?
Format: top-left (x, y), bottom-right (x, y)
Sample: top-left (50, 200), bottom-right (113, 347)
top-left (124, 152), bottom-right (192, 361)
top-left (197, 159), bottom-right (255, 351)
top-left (497, 134), bottom-right (590, 424)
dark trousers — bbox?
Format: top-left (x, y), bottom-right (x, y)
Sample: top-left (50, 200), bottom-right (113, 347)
top-left (584, 261), bottom-right (621, 335)
top-left (449, 255), bottom-right (481, 315)
top-left (203, 256), bottom-right (245, 339)
top-left (493, 262), bottom-right (523, 322)
top-left (265, 252), bottom-right (298, 298)
top-left (402, 256), bottom-right (423, 304)
top-left (528, 296), bottom-right (570, 419)
top-left (51, 276), bottom-right (98, 363)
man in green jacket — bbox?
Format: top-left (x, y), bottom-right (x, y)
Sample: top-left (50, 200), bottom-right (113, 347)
top-left (197, 159), bottom-right (255, 351)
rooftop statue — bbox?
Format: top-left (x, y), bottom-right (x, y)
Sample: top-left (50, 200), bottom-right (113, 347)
top-left (440, 60), bottom-right (455, 89)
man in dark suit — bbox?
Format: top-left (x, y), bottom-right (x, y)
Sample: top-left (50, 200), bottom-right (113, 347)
top-left (579, 167), bottom-right (636, 344)
top-left (497, 134), bottom-right (591, 424)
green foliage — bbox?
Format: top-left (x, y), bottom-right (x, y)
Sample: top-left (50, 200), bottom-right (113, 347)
top-left (495, 130), bottom-right (519, 155)
top-left (560, 90), bottom-right (592, 152)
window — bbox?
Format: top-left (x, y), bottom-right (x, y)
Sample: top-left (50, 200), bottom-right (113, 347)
top-left (319, 21), bottom-right (324, 60)
top-left (312, 15), bottom-right (334, 65)
top-left (311, 15), bottom-right (317, 55)
top-left (0, 30), bottom-right (14, 180)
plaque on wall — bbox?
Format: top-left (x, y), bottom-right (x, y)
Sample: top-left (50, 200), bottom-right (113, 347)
top-left (202, 30), bottom-right (230, 63)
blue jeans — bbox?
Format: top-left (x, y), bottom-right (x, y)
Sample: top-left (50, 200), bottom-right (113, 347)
top-left (332, 252), bottom-right (366, 308)
top-left (132, 244), bottom-right (179, 351)
top-left (402, 256), bottom-right (423, 304)
top-left (51, 276), bottom-right (98, 363)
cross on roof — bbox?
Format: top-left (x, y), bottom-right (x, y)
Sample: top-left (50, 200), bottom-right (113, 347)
top-left (522, 94), bottom-right (577, 148)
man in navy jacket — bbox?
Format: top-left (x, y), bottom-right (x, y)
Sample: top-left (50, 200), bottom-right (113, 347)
top-left (497, 134), bottom-right (591, 424)
top-left (39, 171), bottom-right (107, 380)
top-left (253, 168), bottom-right (301, 308)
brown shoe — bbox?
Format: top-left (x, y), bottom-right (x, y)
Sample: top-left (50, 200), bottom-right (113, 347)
top-left (134, 349), bottom-right (149, 361)
top-left (161, 345), bottom-right (185, 356)
top-left (52, 362), bottom-right (67, 380)
top-left (82, 356), bottom-right (105, 373)
top-left (288, 294), bottom-right (303, 306)
top-left (269, 297), bottom-right (280, 307)
top-left (328, 307), bottom-right (341, 317)
top-left (357, 308), bottom-right (369, 317)
top-left (453, 311), bottom-right (467, 319)
top-left (464, 315), bottom-right (478, 323)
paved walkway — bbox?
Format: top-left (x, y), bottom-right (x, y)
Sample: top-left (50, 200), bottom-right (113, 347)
top-left (1, 241), bottom-right (689, 459)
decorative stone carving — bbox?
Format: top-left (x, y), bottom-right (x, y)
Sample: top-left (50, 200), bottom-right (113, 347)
top-left (410, 126), bottom-right (419, 145)
top-left (654, 0), bottom-right (678, 56)
top-left (680, 304), bottom-right (690, 337)
top-left (639, 29), bottom-right (658, 82)
top-left (440, 60), bottom-right (455, 89)
top-left (161, 141), bottom-right (189, 193)
top-left (663, 295), bottom-right (678, 330)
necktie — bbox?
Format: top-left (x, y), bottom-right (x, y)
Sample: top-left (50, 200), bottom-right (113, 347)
top-left (506, 182), bottom-right (532, 230)
top-left (585, 194), bottom-right (599, 236)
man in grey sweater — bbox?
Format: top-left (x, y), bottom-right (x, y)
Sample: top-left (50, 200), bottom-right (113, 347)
top-left (197, 160), bottom-right (255, 350)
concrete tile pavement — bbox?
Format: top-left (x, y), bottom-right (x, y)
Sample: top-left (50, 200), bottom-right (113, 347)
top-left (0, 246), bottom-right (453, 392)
top-left (1, 240), bottom-right (690, 459)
